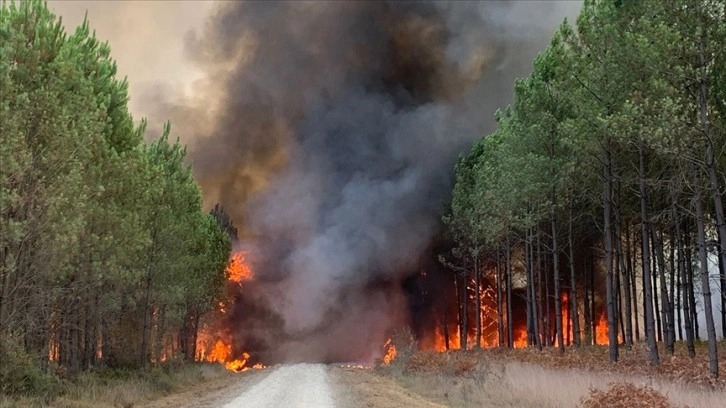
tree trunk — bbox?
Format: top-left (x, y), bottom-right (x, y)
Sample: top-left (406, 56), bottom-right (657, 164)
top-left (443, 309), bottom-right (450, 351)
top-left (684, 218), bottom-right (700, 341)
top-left (638, 141), bottom-right (659, 366)
top-left (460, 260), bottom-right (468, 351)
top-left (474, 253), bottom-right (481, 349)
top-left (651, 231), bottom-right (662, 343)
top-left (675, 211), bottom-right (695, 357)
top-left (583, 252), bottom-right (592, 347)
top-left (140, 270), bottom-right (153, 368)
top-left (506, 237), bottom-right (514, 348)
top-left (669, 226), bottom-right (678, 344)
top-left (718, 232), bottom-right (726, 339)
top-left (618, 217), bottom-right (633, 349)
top-left (569, 205), bottom-right (580, 348)
top-left (627, 225), bottom-right (640, 342)
top-left (694, 175), bottom-right (719, 378)
top-left (603, 145), bottom-right (618, 362)
top-left (536, 229), bottom-right (545, 348)
top-left (654, 228), bottom-right (674, 355)
top-left (496, 246), bottom-right (504, 347)
top-left (552, 209), bottom-right (564, 352)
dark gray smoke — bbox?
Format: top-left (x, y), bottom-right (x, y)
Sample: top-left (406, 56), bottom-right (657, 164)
top-left (148, 1), bottom-right (580, 363)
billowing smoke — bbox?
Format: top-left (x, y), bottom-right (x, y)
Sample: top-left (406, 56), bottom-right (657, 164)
top-left (145, 1), bottom-right (580, 363)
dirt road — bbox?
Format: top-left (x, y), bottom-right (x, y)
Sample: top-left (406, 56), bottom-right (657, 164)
top-left (139, 361), bottom-right (725, 407)
top-left (142, 364), bottom-right (444, 408)
top-left (222, 364), bottom-right (335, 408)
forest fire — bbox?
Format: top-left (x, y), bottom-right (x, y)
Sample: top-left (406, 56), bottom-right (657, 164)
top-left (382, 338), bottom-right (397, 365)
top-left (196, 251), bottom-right (265, 372)
top-left (413, 272), bottom-right (615, 355)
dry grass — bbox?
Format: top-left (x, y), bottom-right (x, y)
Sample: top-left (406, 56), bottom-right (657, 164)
top-left (0, 364), bottom-right (230, 408)
top-left (582, 383), bottom-right (676, 408)
top-left (381, 345), bottom-right (726, 408)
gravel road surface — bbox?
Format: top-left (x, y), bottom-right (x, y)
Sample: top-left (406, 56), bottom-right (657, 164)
top-left (222, 364), bottom-right (335, 408)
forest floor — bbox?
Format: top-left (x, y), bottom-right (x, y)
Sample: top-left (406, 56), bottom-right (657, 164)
top-left (381, 341), bottom-right (726, 407)
top-left (2, 342), bottom-right (724, 407)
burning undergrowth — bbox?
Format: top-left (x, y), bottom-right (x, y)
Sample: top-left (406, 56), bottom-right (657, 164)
top-left (151, 1), bottom-right (581, 367)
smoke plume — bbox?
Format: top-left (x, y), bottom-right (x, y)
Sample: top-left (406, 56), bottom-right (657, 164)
top-left (146, 1), bottom-right (580, 363)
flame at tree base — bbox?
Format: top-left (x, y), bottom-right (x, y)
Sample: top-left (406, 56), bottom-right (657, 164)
top-left (196, 251), bottom-right (266, 372)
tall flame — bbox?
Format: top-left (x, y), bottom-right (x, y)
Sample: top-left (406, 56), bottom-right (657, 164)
top-left (382, 338), bottom-right (397, 365)
top-left (196, 251), bottom-right (265, 372)
top-left (419, 280), bottom-right (616, 354)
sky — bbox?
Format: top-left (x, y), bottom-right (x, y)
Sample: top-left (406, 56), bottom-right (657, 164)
top-left (47, 0), bottom-right (214, 117)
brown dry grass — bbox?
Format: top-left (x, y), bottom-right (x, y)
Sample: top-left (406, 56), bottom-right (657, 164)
top-left (381, 342), bottom-right (726, 408)
top-left (405, 341), bottom-right (726, 390)
top-left (582, 383), bottom-right (677, 408)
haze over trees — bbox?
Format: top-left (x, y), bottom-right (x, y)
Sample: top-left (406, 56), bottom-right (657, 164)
top-left (0, 0), bottom-right (231, 394)
top-left (444, 0), bottom-right (725, 378)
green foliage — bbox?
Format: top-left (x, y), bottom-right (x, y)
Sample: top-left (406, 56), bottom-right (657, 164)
top-left (0, 0), bottom-right (232, 395)
top-left (444, 0), bottom-right (725, 374)
top-left (0, 337), bottom-right (63, 399)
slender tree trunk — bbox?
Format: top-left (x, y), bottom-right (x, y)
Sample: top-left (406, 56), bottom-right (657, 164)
top-left (474, 253), bottom-right (481, 349)
top-left (669, 226), bottom-right (678, 345)
top-left (526, 228), bottom-right (534, 346)
top-left (443, 308), bottom-right (450, 351)
top-left (590, 255), bottom-right (596, 345)
top-left (506, 237), bottom-right (514, 348)
top-left (675, 211), bottom-right (695, 357)
top-left (569, 205), bottom-right (580, 348)
top-left (694, 171), bottom-right (719, 378)
top-left (654, 228), bottom-right (674, 355)
top-left (603, 145), bottom-right (618, 362)
top-left (676, 256), bottom-right (683, 342)
top-left (651, 231), bottom-right (662, 343)
top-left (638, 141), bottom-right (659, 366)
top-left (718, 232), bottom-right (726, 339)
top-left (627, 225), bottom-right (640, 342)
top-left (544, 241), bottom-right (552, 347)
top-left (618, 216), bottom-right (633, 349)
top-left (442, 308), bottom-right (450, 351)
top-left (583, 252), bottom-right (592, 347)
top-left (154, 305), bottom-right (166, 367)
top-left (496, 247), bottom-right (504, 347)
top-left (536, 229), bottom-right (545, 348)
top-left (459, 264), bottom-right (469, 350)
top-left (684, 218), bottom-right (700, 340)
top-left (552, 208), bottom-right (564, 352)
top-left (140, 271), bottom-right (153, 368)
top-left (527, 227), bottom-right (540, 349)
top-left (70, 301), bottom-right (80, 373)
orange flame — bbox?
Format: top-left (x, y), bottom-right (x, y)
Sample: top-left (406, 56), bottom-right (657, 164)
top-left (227, 251), bottom-right (253, 283)
top-left (594, 314), bottom-right (610, 345)
top-left (420, 278), bottom-right (619, 353)
top-left (196, 251), bottom-right (265, 372)
top-left (382, 338), bottom-right (397, 365)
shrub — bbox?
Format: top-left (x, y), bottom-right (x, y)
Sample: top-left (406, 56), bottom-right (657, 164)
top-left (0, 337), bottom-right (64, 400)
